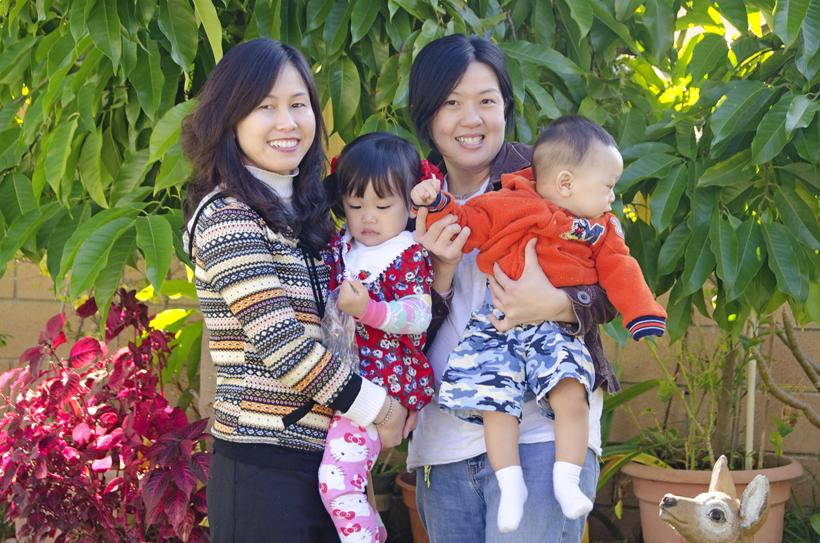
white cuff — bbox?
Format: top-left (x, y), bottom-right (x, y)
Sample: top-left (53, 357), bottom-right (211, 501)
top-left (343, 378), bottom-right (387, 427)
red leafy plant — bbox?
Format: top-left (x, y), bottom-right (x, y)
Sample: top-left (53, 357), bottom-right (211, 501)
top-left (0, 289), bottom-right (210, 542)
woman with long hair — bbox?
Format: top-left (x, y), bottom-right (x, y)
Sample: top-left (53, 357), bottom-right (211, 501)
top-left (182, 39), bottom-right (409, 543)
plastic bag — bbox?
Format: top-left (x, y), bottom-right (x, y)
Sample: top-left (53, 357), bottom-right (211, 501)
top-left (321, 286), bottom-right (360, 370)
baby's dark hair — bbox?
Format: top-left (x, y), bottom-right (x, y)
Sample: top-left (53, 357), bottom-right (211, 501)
top-left (325, 132), bottom-right (422, 219)
top-left (533, 115), bottom-right (619, 179)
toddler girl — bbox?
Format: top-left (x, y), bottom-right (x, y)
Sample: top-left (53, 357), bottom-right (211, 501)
top-left (319, 132), bottom-right (436, 543)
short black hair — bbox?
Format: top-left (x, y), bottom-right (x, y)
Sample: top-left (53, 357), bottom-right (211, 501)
top-left (325, 132), bottom-right (421, 220)
top-left (533, 115), bottom-right (619, 178)
top-left (409, 34), bottom-right (514, 151)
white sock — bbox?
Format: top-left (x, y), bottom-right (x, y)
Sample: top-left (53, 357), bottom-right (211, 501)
top-left (553, 461), bottom-right (593, 519)
top-left (495, 466), bottom-right (528, 532)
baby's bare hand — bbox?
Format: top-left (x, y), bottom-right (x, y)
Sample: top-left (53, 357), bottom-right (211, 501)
top-left (410, 178), bottom-right (441, 207)
top-left (338, 279), bottom-right (369, 319)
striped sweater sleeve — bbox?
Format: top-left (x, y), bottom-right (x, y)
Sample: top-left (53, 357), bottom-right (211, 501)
top-left (196, 205), bottom-right (361, 408)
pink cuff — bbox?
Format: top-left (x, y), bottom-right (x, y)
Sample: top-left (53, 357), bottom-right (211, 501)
top-left (355, 299), bottom-right (387, 328)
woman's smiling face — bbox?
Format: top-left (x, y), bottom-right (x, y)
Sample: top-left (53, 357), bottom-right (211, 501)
top-left (429, 61), bottom-right (506, 182)
top-left (234, 62), bottom-right (316, 175)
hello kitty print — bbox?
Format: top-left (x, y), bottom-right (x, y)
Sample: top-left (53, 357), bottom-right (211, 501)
top-left (319, 415), bottom-right (385, 543)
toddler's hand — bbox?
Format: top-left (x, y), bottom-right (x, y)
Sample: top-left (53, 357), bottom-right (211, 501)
top-left (338, 279), bottom-right (369, 319)
top-left (410, 178), bottom-right (441, 207)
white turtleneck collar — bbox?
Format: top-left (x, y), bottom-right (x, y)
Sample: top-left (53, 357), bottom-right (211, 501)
top-left (245, 165), bottom-right (298, 202)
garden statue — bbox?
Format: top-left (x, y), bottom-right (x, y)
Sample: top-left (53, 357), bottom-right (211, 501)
top-left (659, 455), bottom-right (770, 543)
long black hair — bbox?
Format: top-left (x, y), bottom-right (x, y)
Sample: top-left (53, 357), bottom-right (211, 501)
top-left (408, 34), bottom-right (515, 152)
top-left (324, 132), bottom-right (421, 223)
top-left (181, 38), bottom-right (331, 253)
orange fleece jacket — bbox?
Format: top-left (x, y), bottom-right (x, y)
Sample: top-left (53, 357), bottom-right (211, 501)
top-left (417, 168), bottom-right (667, 340)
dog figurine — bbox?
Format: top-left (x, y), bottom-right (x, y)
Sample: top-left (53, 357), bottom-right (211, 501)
top-left (659, 455), bottom-right (770, 543)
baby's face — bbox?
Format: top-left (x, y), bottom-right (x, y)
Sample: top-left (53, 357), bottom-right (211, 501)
top-left (537, 143), bottom-right (622, 220)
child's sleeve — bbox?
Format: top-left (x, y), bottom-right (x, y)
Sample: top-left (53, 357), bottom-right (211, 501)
top-left (356, 246), bottom-right (434, 335)
top-left (594, 216), bottom-right (667, 340)
top-left (412, 191), bottom-right (500, 253)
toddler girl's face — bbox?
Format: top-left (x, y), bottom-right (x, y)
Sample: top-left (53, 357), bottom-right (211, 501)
top-left (343, 182), bottom-right (409, 247)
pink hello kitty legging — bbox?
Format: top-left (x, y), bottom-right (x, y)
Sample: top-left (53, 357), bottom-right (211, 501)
top-left (319, 414), bottom-right (386, 543)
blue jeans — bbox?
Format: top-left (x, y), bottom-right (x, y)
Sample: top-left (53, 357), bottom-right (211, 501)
top-left (415, 442), bottom-right (599, 543)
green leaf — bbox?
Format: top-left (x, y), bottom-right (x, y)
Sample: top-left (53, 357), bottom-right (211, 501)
top-left (711, 82), bottom-right (773, 145)
top-left (87, 0), bottom-right (121, 68)
top-left (323, 0), bottom-right (353, 57)
top-left (161, 279), bottom-right (198, 300)
top-left (565, 0), bottom-right (593, 39)
top-left (413, 19), bottom-right (441, 61)
top-left (643, 0), bottom-right (675, 61)
top-left (675, 118), bottom-right (697, 160)
top-left (682, 222), bottom-right (716, 295)
top-left (0, 203), bottom-right (60, 267)
top-left (130, 38), bottom-right (164, 118)
top-left (306, 0), bottom-right (335, 32)
top-left (666, 280), bottom-right (693, 344)
top-left (44, 118), bottom-right (79, 195)
top-left (715, 0), bottom-right (749, 33)
top-left (710, 214), bottom-right (739, 283)
top-left (328, 56), bottom-right (361, 131)
top-left (802, 0), bottom-right (820, 58)
top-left (773, 0), bottom-right (811, 47)
top-left (150, 100), bottom-right (198, 162)
top-left (729, 219), bottom-right (766, 300)
top-left (785, 95), bottom-right (820, 132)
top-left (615, 0), bottom-right (643, 20)
top-left (109, 149), bottom-right (152, 206)
top-left (658, 223), bottom-right (692, 275)
top-left (533, 0), bottom-right (556, 45)
top-left (697, 150), bottom-right (755, 187)
top-left (773, 185), bottom-right (820, 250)
top-left (0, 173), bottom-right (38, 225)
top-left (158, 0), bottom-right (199, 71)
top-left (618, 109), bottom-right (646, 149)
top-left (192, 0), bottom-right (223, 62)
top-left (751, 94), bottom-right (796, 165)
top-left (95, 226), bottom-right (136, 326)
top-left (589, 0), bottom-right (644, 58)
top-left (154, 142), bottom-right (192, 193)
top-left (617, 154), bottom-right (681, 193)
top-left (375, 54), bottom-right (400, 109)
top-left (58, 207), bottom-right (141, 283)
top-left (351, 0), bottom-right (380, 44)
top-left (78, 131), bottom-right (109, 208)
top-left (763, 221), bottom-right (809, 302)
top-left (524, 75), bottom-right (561, 120)
top-left (256, 0), bottom-right (281, 40)
top-left (136, 215), bottom-right (174, 292)
top-left (649, 164), bottom-right (688, 233)
top-left (69, 216), bottom-right (133, 299)
top-left (498, 42), bottom-right (583, 75)
top-left (808, 283), bottom-right (820, 331)
top-left (689, 33), bottom-right (729, 81)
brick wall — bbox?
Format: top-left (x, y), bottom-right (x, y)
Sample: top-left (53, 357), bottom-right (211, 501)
top-left (2, 258), bottom-right (818, 541)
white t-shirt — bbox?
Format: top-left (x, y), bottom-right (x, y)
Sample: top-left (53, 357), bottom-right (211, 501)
top-left (406, 179), bottom-right (603, 469)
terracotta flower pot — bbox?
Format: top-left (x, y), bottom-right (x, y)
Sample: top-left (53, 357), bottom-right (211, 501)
top-left (396, 470), bottom-right (430, 543)
top-left (622, 456), bottom-right (803, 543)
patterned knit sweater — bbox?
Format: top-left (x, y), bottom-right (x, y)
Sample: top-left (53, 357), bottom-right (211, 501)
top-left (193, 196), bottom-right (364, 452)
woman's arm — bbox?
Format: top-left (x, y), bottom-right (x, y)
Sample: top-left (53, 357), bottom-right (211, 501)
top-left (413, 207), bottom-right (470, 294)
top-left (486, 239), bottom-right (616, 333)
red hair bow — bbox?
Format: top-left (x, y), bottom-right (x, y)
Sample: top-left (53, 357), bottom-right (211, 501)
top-left (330, 154), bottom-right (340, 173)
top-left (420, 159), bottom-right (441, 183)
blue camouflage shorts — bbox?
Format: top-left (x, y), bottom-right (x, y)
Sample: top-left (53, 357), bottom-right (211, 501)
top-left (438, 297), bottom-right (595, 424)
